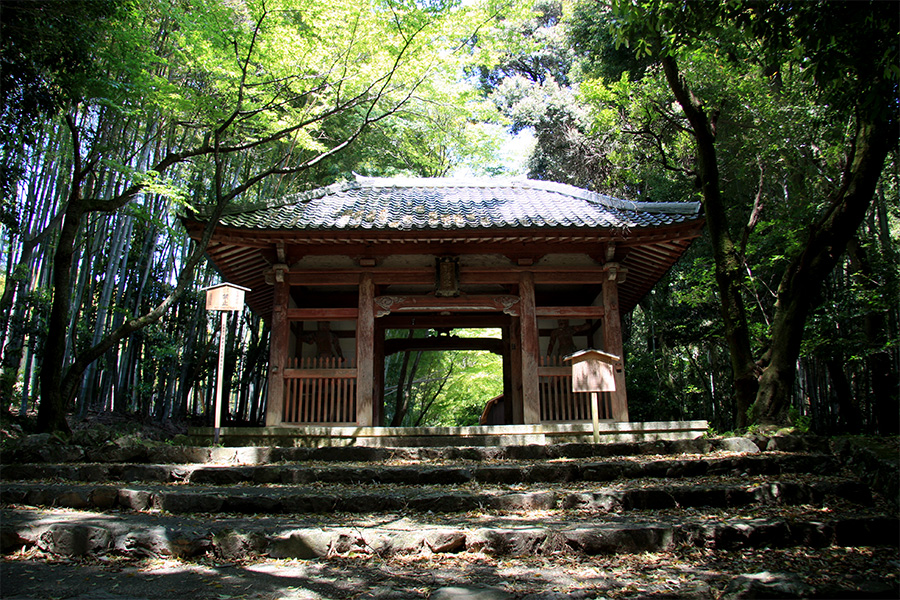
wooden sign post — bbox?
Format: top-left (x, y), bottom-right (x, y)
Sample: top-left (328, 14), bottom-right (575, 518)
top-left (565, 349), bottom-right (620, 443)
top-left (204, 283), bottom-right (250, 444)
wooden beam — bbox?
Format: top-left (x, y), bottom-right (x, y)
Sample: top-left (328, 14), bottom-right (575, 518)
top-left (519, 272), bottom-right (541, 424)
top-left (281, 266), bottom-right (615, 287)
top-left (265, 278), bottom-right (290, 426)
top-left (356, 273), bottom-right (375, 426)
top-left (384, 336), bottom-right (504, 356)
top-left (284, 269), bottom-right (433, 286)
top-left (378, 314), bottom-right (511, 330)
top-left (535, 306), bottom-right (605, 319)
top-left (286, 308), bottom-right (359, 321)
top-left (374, 294), bottom-right (520, 317)
top-left (602, 277), bottom-right (629, 421)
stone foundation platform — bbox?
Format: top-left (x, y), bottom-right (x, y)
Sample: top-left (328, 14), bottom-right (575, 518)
top-left (188, 420), bottom-right (708, 447)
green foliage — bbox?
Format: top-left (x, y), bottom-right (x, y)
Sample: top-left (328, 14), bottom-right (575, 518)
top-left (787, 407), bottom-right (812, 434)
top-left (568, 0), bottom-right (899, 431)
top-left (0, 0), bottom-right (121, 204)
top-left (383, 328), bottom-right (503, 427)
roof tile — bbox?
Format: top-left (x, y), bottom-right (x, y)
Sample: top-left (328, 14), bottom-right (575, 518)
top-left (215, 176), bottom-right (702, 232)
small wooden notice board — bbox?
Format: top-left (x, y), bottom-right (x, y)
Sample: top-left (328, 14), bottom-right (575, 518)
top-left (565, 349), bottom-right (620, 442)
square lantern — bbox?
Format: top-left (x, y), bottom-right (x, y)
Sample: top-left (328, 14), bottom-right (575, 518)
top-left (565, 349), bottom-right (620, 392)
top-left (204, 283), bottom-right (250, 312)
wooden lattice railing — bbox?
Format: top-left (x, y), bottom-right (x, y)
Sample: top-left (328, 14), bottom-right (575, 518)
top-left (538, 355), bottom-right (611, 422)
top-left (282, 357), bottom-right (357, 424)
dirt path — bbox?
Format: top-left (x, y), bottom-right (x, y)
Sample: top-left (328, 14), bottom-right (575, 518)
top-left (4, 543), bottom-right (898, 600)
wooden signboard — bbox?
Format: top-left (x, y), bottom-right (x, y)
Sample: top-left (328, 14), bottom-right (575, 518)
top-left (566, 349), bottom-right (619, 392)
top-left (203, 283), bottom-right (250, 444)
top-left (205, 283), bottom-right (250, 312)
top-left (564, 349), bottom-right (621, 443)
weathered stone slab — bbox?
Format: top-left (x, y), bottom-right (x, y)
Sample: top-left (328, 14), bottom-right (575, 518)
top-left (280, 493), bottom-right (339, 513)
top-left (560, 491), bottom-right (624, 512)
top-left (268, 529), bottom-right (361, 559)
top-left (407, 493), bottom-right (479, 513)
top-left (212, 530), bottom-right (267, 560)
top-left (221, 493), bottom-right (283, 514)
top-left (469, 527), bottom-right (548, 555)
top-left (117, 488), bottom-right (153, 510)
top-left (368, 530), bottom-right (429, 555)
top-left (424, 530), bottom-right (467, 553)
top-left (472, 465), bottom-right (525, 484)
top-left (153, 491), bottom-right (224, 513)
top-left (661, 459), bottom-right (710, 478)
top-left (116, 526), bottom-right (208, 558)
top-left (89, 487), bottom-right (119, 509)
top-left (488, 491), bottom-right (557, 512)
top-left (0, 527), bottom-right (29, 553)
top-left (664, 438), bottom-right (713, 455)
top-left (190, 466), bottom-right (262, 485)
top-left (834, 517), bottom-right (900, 547)
top-left (8, 434), bottom-right (85, 463)
top-left (765, 435), bottom-right (830, 454)
top-left (562, 524), bottom-right (675, 554)
top-left (832, 436), bottom-right (900, 510)
top-left (621, 488), bottom-right (678, 510)
top-left (54, 490), bottom-right (92, 509)
top-left (713, 437), bottom-right (760, 454)
top-left (709, 519), bottom-right (793, 549)
top-left (335, 493), bottom-right (405, 513)
top-left (120, 464), bottom-right (177, 482)
top-left (431, 586), bottom-right (515, 600)
top-left (721, 571), bottom-right (812, 599)
top-left (420, 467), bottom-right (475, 485)
top-left (786, 521), bottom-right (833, 548)
top-left (38, 523), bottom-right (112, 557)
top-left (523, 463), bottom-right (578, 483)
top-left (580, 462), bottom-right (627, 481)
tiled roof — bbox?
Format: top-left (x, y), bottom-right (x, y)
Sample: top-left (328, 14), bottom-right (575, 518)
top-left (214, 176), bottom-right (702, 232)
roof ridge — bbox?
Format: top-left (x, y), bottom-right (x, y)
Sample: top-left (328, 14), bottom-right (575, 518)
top-left (351, 175), bottom-right (700, 215)
top-left (198, 175), bottom-right (700, 218)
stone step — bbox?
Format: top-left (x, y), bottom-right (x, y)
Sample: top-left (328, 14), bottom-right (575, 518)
top-left (0, 452), bottom-right (839, 487)
top-left (3, 434), bottom-right (830, 465)
top-left (0, 474), bottom-right (873, 516)
top-left (3, 506), bottom-right (897, 560)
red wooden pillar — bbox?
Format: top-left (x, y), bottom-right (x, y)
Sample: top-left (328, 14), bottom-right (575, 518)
top-left (602, 267), bottom-right (629, 421)
top-left (373, 320), bottom-right (385, 427)
top-left (266, 268), bottom-right (289, 426)
top-left (356, 273), bottom-right (375, 426)
top-left (509, 318), bottom-right (524, 423)
top-left (501, 325), bottom-right (513, 424)
top-left (519, 271), bottom-right (541, 424)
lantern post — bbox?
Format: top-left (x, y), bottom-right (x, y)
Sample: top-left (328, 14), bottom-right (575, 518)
top-left (204, 283), bottom-right (250, 444)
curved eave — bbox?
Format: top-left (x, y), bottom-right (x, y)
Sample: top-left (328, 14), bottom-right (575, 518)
top-left (184, 218), bottom-right (705, 318)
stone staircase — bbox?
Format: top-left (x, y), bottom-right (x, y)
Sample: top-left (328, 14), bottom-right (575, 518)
top-left (2, 435), bottom-right (898, 599)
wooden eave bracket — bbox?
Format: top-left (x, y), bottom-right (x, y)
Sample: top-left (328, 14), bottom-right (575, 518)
top-left (265, 263), bottom-right (290, 285)
top-left (604, 262), bottom-right (627, 283)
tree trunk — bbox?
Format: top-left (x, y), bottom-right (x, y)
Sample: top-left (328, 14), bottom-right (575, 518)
top-left (659, 54), bottom-right (759, 428)
top-left (752, 119), bottom-right (897, 424)
top-left (37, 129), bottom-right (87, 434)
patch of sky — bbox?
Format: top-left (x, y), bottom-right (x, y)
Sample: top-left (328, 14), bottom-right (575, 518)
top-left (450, 125), bottom-right (535, 178)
